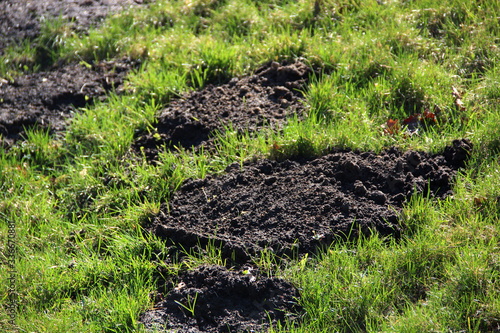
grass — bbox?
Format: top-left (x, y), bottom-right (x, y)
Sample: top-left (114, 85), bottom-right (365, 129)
top-left (1, 0), bottom-right (500, 331)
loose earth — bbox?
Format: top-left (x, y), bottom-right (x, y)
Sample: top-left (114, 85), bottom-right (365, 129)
top-left (134, 60), bottom-right (313, 161)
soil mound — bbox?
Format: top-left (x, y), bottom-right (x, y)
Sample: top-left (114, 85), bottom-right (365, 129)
top-left (134, 61), bottom-right (313, 161)
top-left (0, 0), bottom-right (143, 55)
top-left (139, 265), bottom-right (301, 333)
top-left (152, 140), bottom-right (472, 263)
top-left (0, 59), bottom-right (138, 147)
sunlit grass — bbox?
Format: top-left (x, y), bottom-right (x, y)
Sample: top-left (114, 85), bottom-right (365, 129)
top-left (1, 0), bottom-right (500, 331)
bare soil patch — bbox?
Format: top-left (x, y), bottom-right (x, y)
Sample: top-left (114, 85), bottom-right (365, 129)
top-left (140, 265), bottom-right (300, 333)
top-left (0, 58), bottom-right (139, 147)
top-left (134, 61), bottom-right (313, 161)
top-left (152, 139), bottom-right (471, 263)
top-left (0, 0), bottom-right (146, 147)
top-left (0, 0), bottom-right (142, 55)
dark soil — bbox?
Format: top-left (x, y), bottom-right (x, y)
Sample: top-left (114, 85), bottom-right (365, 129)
top-left (0, 0), bottom-right (143, 55)
top-left (151, 139), bottom-right (472, 263)
top-left (134, 60), bottom-right (313, 161)
top-left (140, 265), bottom-right (301, 333)
top-left (0, 58), bottom-right (139, 147)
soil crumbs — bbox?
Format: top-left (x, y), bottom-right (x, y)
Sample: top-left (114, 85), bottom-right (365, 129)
top-left (145, 140), bottom-right (471, 331)
top-left (0, 59), bottom-right (138, 147)
top-left (152, 139), bottom-right (471, 262)
top-left (134, 61), bottom-right (313, 161)
top-left (140, 265), bottom-right (300, 333)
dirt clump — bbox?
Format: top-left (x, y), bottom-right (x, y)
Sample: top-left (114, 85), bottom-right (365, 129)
top-left (0, 59), bottom-right (138, 147)
top-left (139, 265), bottom-right (301, 333)
top-left (152, 140), bottom-right (472, 263)
top-left (134, 60), bottom-right (313, 161)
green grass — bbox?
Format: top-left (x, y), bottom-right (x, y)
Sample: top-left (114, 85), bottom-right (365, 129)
top-left (1, 0), bottom-right (500, 331)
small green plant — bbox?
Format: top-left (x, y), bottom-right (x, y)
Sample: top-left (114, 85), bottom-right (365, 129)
top-left (175, 293), bottom-right (198, 318)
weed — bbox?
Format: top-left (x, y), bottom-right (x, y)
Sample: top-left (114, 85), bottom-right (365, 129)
top-left (174, 293), bottom-right (198, 318)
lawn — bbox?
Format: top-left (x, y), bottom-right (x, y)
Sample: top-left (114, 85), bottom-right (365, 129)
top-left (1, 0), bottom-right (500, 332)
